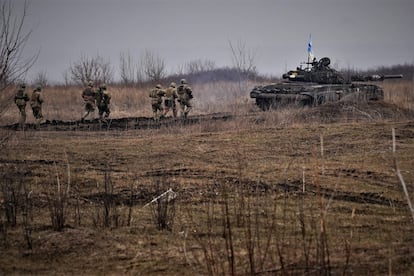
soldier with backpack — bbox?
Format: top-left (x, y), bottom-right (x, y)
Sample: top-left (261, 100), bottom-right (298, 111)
top-left (14, 83), bottom-right (29, 129)
top-left (149, 84), bottom-right (165, 120)
top-left (81, 81), bottom-right (96, 122)
top-left (30, 85), bottom-right (44, 129)
top-left (95, 83), bottom-right (111, 121)
top-left (176, 79), bottom-right (193, 118)
top-left (164, 82), bottom-right (178, 118)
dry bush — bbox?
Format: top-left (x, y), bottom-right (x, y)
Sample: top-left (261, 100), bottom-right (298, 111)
top-left (0, 87), bottom-right (18, 124)
top-left (383, 80), bottom-right (414, 110)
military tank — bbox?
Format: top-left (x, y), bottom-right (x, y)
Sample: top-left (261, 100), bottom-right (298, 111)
top-left (250, 56), bottom-right (402, 110)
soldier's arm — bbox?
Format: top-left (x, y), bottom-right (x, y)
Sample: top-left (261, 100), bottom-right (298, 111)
top-left (186, 87), bottom-right (193, 97)
top-left (158, 89), bottom-right (166, 97)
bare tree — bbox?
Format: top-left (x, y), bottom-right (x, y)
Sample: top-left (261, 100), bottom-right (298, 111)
top-left (33, 70), bottom-right (48, 87)
top-left (0, 0), bottom-right (38, 90)
top-left (184, 59), bottom-right (216, 74)
top-left (228, 39), bottom-right (258, 93)
top-left (119, 50), bottom-right (137, 86)
top-left (69, 54), bottom-right (113, 85)
top-left (229, 39), bottom-right (257, 77)
top-left (141, 49), bottom-right (166, 83)
top-left (61, 68), bottom-right (73, 87)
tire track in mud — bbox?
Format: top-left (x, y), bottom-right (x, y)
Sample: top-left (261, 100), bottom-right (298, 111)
top-left (5, 164), bottom-right (405, 207)
top-left (75, 167), bottom-right (404, 208)
top-left (276, 180), bottom-right (401, 206)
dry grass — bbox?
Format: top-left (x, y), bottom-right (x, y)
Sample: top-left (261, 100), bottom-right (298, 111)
top-left (383, 80), bottom-right (414, 110)
top-left (0, 79), bottom-right (414, 274)
top-left (1, 79), bottom-right (412, 126)
top-left (0, 80), bottom-right (256, 125)
top-left (1, 118), bottom-right (414, 274)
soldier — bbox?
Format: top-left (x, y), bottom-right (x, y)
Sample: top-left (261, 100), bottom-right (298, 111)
top-left (149, 84), bottom-right (165, 120)
top-left (81, 81), bottom-right (96, 121)
top-left (14, 83), bottom-right (29, 129)
top-left (30, 85), bottom-right (44, 129)
top-left (177, 79), bottom-right (193, 118)
top-left (95, 83), bottom-right (111, 121)
top-left (163, 82), bottom-right (178, 117)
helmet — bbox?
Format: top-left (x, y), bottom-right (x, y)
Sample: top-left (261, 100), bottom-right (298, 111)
top-left (35, 86), bottom-right (42, 92)
top-left (87, 81), bottom-right (93, 87)
top-left (99, 83), bottom-right (107, 90)
top-left (170, 82), bottom-right (176, 88)
top-left (180, 79), bottom-right (187, 84)
top-left (19, 83), bottom-right (26, 89)
top-left (156, 84), bottom-right (162, 89)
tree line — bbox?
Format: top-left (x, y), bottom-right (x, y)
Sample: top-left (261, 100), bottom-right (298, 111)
top-left (1, 0), bottom-right (412, 91)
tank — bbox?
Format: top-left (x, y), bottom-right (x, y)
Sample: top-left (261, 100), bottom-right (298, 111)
top-left (250, 56), bottom-right (403, 110)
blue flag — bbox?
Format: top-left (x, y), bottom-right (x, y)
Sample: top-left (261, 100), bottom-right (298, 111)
top-left (307, 34), bottom-right (314, 63)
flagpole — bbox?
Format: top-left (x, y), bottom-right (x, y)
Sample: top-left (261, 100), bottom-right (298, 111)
top-left (307, 34), bottom-right (313, 67)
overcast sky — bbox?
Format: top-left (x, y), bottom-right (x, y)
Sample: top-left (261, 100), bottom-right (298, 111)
top-left (13, 0), bottom-right (414, 82)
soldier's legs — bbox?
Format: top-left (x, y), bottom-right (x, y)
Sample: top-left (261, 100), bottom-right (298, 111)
top-left (99, 107), bottom-right (110, 121)
top-left (82, 103), bottom-right (95, 120)
top-left (170, 102), bottom-right (177, 117)
top-left (98, 109), bottom-right (104, 120)
top-left (82, 103), bottom-right (88, 120)
top-left (163, 106), bottom-right (170, 116)
top-left (18, 106), bottom-right (26, 129)
top-left (184, 101), bottom-right (192, 117)
top-left (152, 104), bottom-right (159, 120)
top-left (104, 106), bottom-right (110, 118)
top-left (32, 107), bottom-right (43, 129)
top-left (82, 110), bottom-right (90, 120)
top-left (163, 100), bottom-right (169, 116)
top-left (172, 105), bottom-right (177, 118)
top-left (179, 102), bottom-right (186, 117)
top-left (158, 105), bottom-right (164, 119)
top-left (164, 100), bottom-right (176, 117)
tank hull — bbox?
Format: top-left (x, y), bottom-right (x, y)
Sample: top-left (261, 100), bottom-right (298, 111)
top-left (250, 82), bottom-right (384, 111)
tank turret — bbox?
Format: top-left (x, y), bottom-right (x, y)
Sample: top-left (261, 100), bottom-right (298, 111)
top-left (250, 56), bottom-right (403, 111)
top-left (282, 57), bottom-right (345, 84)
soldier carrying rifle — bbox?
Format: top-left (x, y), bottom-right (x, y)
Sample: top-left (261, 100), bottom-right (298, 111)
top-left (81, 81), bottom-right (96, 122)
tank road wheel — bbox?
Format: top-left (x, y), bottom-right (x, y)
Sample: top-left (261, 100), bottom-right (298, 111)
top-left (299, 97), bottom-right (313, 106)
top-left (256, 98), bottom-right (273, 111)
top-left (316, 95), bottom-right (325, 105)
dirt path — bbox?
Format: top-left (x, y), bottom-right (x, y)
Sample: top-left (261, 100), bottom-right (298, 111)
top-left (2, 101), bottom-right (413, 131)
top-left (1, 113), bottom-right (234, 131)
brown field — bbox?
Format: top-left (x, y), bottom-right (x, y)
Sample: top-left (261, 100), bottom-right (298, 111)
top-left (0, 80), bottom-right (414, 275)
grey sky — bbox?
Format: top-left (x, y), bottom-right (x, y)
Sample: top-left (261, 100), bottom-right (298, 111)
top-left (13, 0), bottom-right (414, 82)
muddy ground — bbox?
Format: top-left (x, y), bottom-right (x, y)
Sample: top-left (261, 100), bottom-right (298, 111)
top-left (2, 101), bottom-right (413, 132)
top-left (0, 101), bottom-right (414, 275)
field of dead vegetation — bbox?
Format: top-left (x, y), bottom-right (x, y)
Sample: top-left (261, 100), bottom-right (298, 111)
top-left (0, 80), bottom-right (414, 275)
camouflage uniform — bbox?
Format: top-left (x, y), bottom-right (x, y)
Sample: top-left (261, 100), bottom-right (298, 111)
top-left (14, 83), bottom-right (29, 129)
top-left (177, 79), bottom-right (193, 118)
top-left (30, 86), bottom-right (44, 129)
top-left (81, 81), bottom-right (96, 121)
top-left (149, 84), bottom-right (165, 120)
top-left (163, 82), bottom-right (178, 117)
top-left (95, 84), bottom-right (111, 121)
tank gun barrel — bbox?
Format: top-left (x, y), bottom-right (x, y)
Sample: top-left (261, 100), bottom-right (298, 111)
top-left (351, 74), bottom-right (403, 82)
